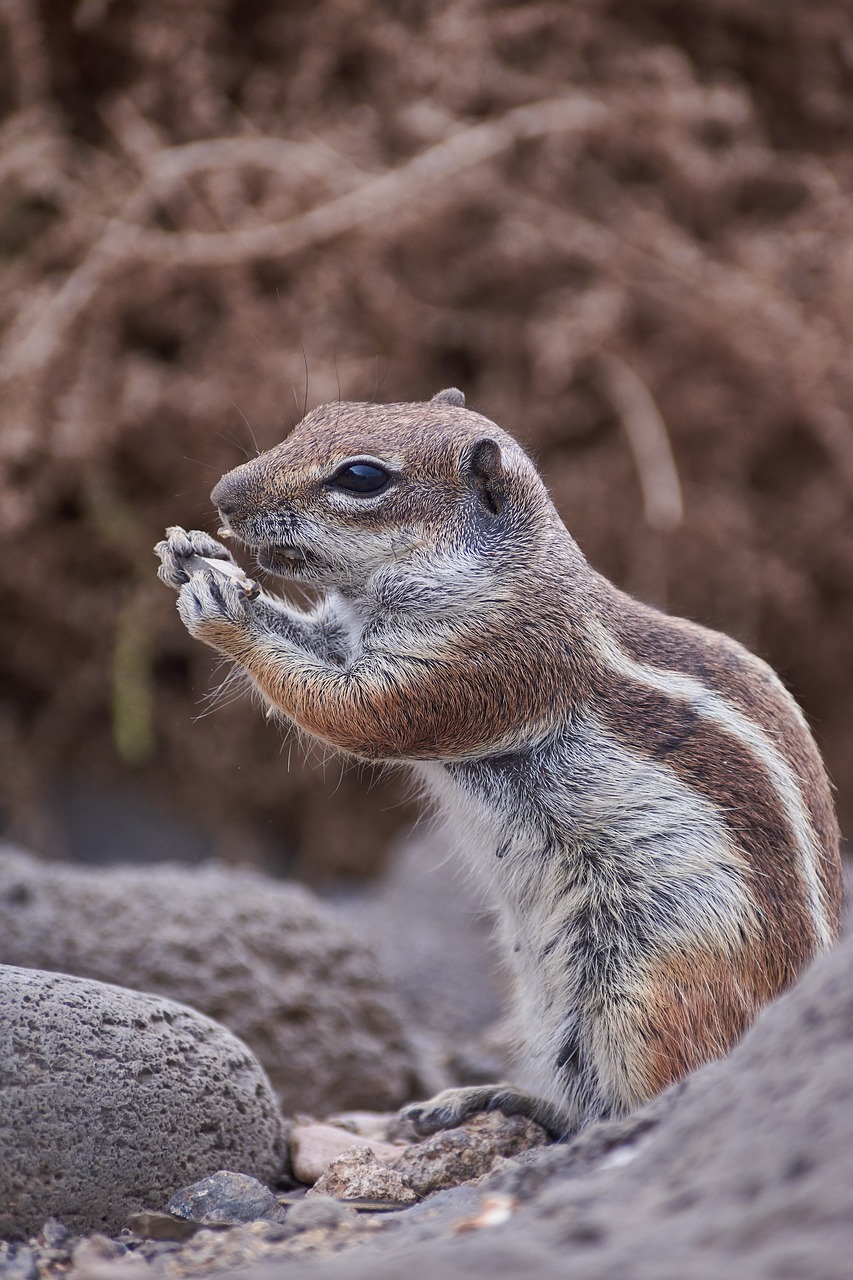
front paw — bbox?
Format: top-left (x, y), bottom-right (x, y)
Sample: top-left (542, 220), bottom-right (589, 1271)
top-left (176, 569), bottom-right (250, 647)
top-left (155, 526), bottom-right (236, 590)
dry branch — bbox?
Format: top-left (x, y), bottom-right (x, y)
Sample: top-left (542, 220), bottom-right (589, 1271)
top-left (0, 96), bottom-right (609, 381)
top-left (599, 353), bottom-right (684, 532)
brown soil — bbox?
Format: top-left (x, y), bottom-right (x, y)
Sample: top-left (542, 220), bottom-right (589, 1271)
top-left (1, 0), bottom-right (852, 878)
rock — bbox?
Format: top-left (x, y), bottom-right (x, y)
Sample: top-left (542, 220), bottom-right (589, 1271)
top-left (334, 832), bottom-right (505, 1041)
top-left (0, 844), bottom-right (422, 1113)
top-left (173, 927), bottom-right (853, 1279)
top-left (284, 1198), bottom-right (359, 1233)
top-left (38, 1220), bottom-right (73, 1250)
top-left (0, 965), bottom-right (284, 1239)
top-left (167, 1171), bottom-right (281, 1225)
top-left (391, 1113), bottom-right (549, 1197)
top-left (0, 1245), bottom-right (37, 1280)
top-left (69, 1235), bottom-right (126, 1268)
top-left (308, 1150), bottom-right (418, 1206)
top-left (289, 1124), bottom-right (405, 1185)
top-left (325, 1112), bottom-right (399, 1141)
top-left (126, 1212), bottom-right (203, 1242)
top-left (126, 1213), bottom-right (360, 1277)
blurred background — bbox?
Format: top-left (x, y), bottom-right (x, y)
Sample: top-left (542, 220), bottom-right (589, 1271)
top-left (1, 0), bottom-right (851, 885)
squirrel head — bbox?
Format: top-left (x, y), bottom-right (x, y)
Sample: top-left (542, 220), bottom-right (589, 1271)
top-left (211, 391), bottom-right (556, 600)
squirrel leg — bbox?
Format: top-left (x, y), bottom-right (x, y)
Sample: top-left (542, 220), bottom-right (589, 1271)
top-left (400, 1084), bottom-right (570, 1140)
top-left (173, 567), bottom-right (352, 664)
top-left (165, 575), bottom-right (417, 755)
top-left (158, 527), bottom-right (350, 662)
top-left (169, 574), bottom-right (505, 757)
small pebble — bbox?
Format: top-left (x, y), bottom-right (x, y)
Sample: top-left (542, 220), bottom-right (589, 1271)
top-left (454, 1193), bottom-right (517, 1232)
top-left (127, 1211), bottom-right (203, 1242)
top-left (284, 1197), bottom-right (359, 1233)
top-left (0, 1245), bottom-right (37, 1280)
top-left (309, 1148), bottom-right (417, 1206)
top-left (71, 1234), bottom-right (126, 1264)
top-left (168, 1170), bottom-right (279, 1226)
top-left (38, 1219), bottom-right (72, 1249)
top-left (289, 1123), bottom-right (405, 1185)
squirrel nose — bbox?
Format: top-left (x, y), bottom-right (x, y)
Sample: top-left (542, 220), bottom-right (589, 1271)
top-left (211, 470), bottom-right (246, 520)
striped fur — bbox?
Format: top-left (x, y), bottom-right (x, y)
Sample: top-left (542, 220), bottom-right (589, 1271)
top-left (588, 619), bottom-right (834, 950)
top-left (156, 391), bottom-right (842, 1136)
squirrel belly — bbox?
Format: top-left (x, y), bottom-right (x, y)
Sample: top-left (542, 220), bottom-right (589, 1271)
top-left (155, 389), bottom-right (842, 1136)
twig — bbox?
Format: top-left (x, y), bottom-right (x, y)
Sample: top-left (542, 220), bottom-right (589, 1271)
top-left (598, 352), bottom-right (684, 532)
top-left (123, 96), bottom-right (610, 267)
top-left (512, 189), bottom-right (853, 501)
top-left (0, 95), bottom-right (609, 380)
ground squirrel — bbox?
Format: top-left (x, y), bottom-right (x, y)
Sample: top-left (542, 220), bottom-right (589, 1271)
top-left (156, 388), bottom-right (842, 1138)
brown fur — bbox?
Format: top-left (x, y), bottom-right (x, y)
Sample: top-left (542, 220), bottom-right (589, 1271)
top-left (238, 606), bottom-right (577, 759)
top-left (637, 943), bottom-right (776, 1097)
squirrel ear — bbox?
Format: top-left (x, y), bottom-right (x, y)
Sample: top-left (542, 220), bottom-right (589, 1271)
top-left (468, 437), bottom-right (506, 516)
top-left (431, 387), bottom-right (466, 408)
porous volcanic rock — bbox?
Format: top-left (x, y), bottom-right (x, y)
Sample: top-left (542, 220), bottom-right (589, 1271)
top-left (0, 844), bottom-right (422, 1113)
top-left (0, 965), bottom-right (284, 1240)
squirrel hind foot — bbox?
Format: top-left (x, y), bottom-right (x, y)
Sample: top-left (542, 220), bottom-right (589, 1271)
top-left (399, 1083), bottom-right (570, 1140)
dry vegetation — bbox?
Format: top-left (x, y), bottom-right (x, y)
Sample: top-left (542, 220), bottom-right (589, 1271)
top-left (1, 0), bottom-right (852, 877)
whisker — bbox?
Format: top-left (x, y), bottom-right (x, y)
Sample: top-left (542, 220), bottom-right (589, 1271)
top-left (229, 400), bottom-right (261, 457)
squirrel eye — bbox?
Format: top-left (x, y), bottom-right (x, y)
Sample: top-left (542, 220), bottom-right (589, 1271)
top-left (328, 462), bottom-right (391, 495)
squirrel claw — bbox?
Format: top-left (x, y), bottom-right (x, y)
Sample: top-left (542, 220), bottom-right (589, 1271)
top-left (176, 567), bottom-right (251, 638)
top-left (399, 1084), bottom-right (568, 1140)
top-left (155, 526), bottom-right (240, 591)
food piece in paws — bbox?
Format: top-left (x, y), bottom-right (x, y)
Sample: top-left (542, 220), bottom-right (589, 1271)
top-left (185, 553), bottom-right (260, 599)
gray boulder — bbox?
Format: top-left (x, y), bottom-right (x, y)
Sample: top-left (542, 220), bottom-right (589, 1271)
top-left (0, 965), bottom-right (284, 1239)
top-left (0, 845), bottom-right (422, 1113)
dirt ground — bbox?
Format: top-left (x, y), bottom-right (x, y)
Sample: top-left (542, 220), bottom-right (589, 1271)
top-left (1, 0), bottom-right (852, 879)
